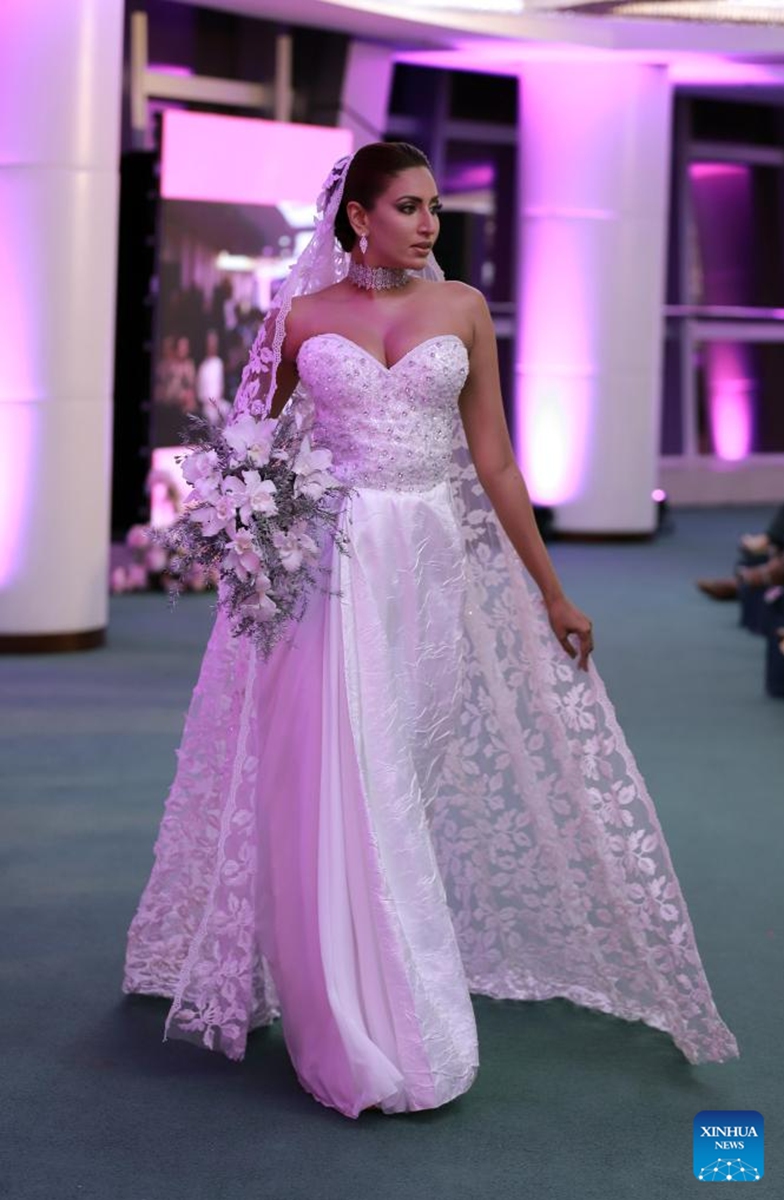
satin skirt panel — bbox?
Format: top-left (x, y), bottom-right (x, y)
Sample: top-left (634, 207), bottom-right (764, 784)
top-left (254, 481), bottom-right (479, 1117)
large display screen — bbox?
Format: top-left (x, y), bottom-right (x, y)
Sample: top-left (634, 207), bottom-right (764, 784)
top-left (151, 112), bottom-right (352, 453)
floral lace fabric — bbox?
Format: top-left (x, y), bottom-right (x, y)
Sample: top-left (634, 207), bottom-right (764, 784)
top-left (434, 418), bottom-right (738, 1063)
top-left (123, 335), bottom-right (738, 1087)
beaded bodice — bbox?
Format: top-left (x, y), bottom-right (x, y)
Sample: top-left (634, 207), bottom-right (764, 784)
top-left (296, 333), bottom-right (469, 491)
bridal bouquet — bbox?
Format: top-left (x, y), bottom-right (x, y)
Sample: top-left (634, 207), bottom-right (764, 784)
top-left (163, 402), bottom-right (352, 659)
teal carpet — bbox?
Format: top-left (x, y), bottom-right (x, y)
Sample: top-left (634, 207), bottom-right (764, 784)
top-left (1, 507), bottom-right (781, 1200)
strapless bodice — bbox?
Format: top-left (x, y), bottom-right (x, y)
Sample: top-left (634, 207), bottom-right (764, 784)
top-left (296, 333), bottom-right (469, 491)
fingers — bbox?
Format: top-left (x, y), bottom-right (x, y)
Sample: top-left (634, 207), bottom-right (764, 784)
top-left (577, 629), bottom-right (594, 671)
top-left (552, 601), bottom-right (595, 671)
top-left (560, 627), bottom-right (594, 671)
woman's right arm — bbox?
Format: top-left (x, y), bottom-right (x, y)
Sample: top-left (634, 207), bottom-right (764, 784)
top-left (268, 359), bottom-right (299, 419)
top-left (263, 302), bottom-right (304, 419)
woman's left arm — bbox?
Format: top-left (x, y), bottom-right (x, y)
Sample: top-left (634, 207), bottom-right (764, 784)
top-left (458, 289), bottom-right (594, 671)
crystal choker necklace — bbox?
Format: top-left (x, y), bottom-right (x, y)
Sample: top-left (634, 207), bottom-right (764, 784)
top-left (347, 261), bottom-right (410, 291)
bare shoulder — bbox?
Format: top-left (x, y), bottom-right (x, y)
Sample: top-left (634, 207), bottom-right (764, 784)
top-left (289, 284), bottom-right (344, 325)
top-left (430, 279), bottom-right (487, 324)
top-left (422, 279), bottom-right (489, 349)
top-left (416, 277), bottom-right (481, 304)
top-left (440, 279), bottom-right (484, 303)
top-left (284, 286), bottom-right (345, 360)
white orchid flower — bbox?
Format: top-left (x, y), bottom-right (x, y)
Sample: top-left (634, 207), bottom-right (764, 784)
top-left (290, 520), bottom-right (319, 563)
top-left (223, 414), bottom-right (277, 468)
top-left (191, 494), bottom-right (236, 537)
top-left (294, 472), bottom-right (336, 501)
top-left (181, 448), bottom-right (219, 487)
top-left (191, 473), bottom-right (221, 504)
top-left (271, 528), bottom-right (305, 573)
top-left (242, 571), bottom-right (278, 620)
top-left (245, 593), bottom-right (278, 621)
top-left (224, 528), bottom-right (262, 581)
top-left (223, 471), bottom-right (277, 524)
top-left (293, 435), bottom-right (333, 477)
top-left (272, 524), bottom-right (319, 573)
top-left (228, 530), bottom-right (261, 571)
top-left (292, 436), bottom-right (337, 501)
top-left (181, 449), bottom-right (221, 506)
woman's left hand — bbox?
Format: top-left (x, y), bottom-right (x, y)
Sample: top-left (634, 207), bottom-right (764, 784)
top-left (546, 595), bottom-right (594, 671)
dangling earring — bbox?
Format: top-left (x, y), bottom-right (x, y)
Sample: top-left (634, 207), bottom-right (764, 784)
top-left (359, 233), bottom-right (368, 257)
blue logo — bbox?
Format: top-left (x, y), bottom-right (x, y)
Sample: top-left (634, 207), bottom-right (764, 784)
top-left (694, 1111), bottom-right (764, 1181)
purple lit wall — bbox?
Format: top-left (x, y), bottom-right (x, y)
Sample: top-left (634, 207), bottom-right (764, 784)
top-left (690, 162), bottom-right (755, 462)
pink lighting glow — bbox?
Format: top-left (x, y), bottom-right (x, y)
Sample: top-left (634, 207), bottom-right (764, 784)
top-left (668, 56), bottom-right (782, 88)
top-left (148, 63), bottom-right (193, 76)
top-left (690, 163), bottom-right (748, 181)
top-left (397, 44), bottom-right (784, 91)
top-left (161, 112), bottom-right (353, 207)
top-left (447, 162), bottom-right (495, 192)
top-left (705, 343), bottom-right (755, 462)
top-left (515, 212), bottom-right (594, 504)
top-left (689, 161), bottom-right (755, 463)
top-left (519, 376), bottom-right (591, 505)
top-left (0, 406), bottom-right (35, 587)
top-left (0, 178), bottom-right (39, 588)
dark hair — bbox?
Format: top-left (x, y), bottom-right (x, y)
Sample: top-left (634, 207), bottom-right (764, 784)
top-left (333, 142), bottom-right (433, 252)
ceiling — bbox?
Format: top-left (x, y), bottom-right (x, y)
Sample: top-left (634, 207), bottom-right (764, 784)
top-left (167, 0), bottom-right (784, 49)
top-left (553, 1), bottom-right (784, 20)
top-left (165, 0), bottom-right (784, 79)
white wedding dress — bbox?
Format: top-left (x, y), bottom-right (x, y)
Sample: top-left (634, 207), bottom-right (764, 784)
top-left (123, 333), bottom-right (738, 1118)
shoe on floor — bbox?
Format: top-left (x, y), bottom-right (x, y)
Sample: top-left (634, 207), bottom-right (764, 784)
top-left (696, 578), bottom-right (739, 600)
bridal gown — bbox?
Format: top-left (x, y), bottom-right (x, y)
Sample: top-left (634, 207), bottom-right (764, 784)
top-left (123, 332), bottom-right (738, 1118)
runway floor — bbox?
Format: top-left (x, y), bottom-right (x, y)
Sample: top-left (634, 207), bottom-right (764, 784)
top-left (1, 506), bottom-right (781, 1200)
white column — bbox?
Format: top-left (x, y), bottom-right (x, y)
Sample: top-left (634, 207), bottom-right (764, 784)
top-left (0, 0), bottom-right (124, 646)
top-left (339, 42), bottom-right (395, 149)
top-left (515, 60), bottom-right (672, 534)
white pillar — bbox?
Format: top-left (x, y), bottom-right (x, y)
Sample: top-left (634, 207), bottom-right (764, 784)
top-left (0, 0), bottom-right (124, 648)
top-left (515, 61), bottom-right (672, 534)
top-left (339, 42), bottom-right (395, 149)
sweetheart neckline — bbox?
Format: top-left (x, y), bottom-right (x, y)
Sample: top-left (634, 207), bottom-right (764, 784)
top-left (296, 332), bottom-right (468, 373)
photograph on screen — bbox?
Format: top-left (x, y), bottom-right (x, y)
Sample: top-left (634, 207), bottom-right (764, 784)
top-left (151, 200), bottom-right (315, 449)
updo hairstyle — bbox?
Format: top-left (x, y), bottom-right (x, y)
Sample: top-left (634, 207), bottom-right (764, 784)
top-left (333, 142), bottom-right (433, 253)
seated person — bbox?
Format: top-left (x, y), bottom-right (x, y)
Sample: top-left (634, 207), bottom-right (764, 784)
top-left (738, 554), bottom-right (784, 589)
top-left (697, 504), bottom-right (784, 600)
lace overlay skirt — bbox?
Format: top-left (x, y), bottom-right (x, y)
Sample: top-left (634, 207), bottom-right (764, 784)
top-left (123, 433), bottom-right (738, 1119)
